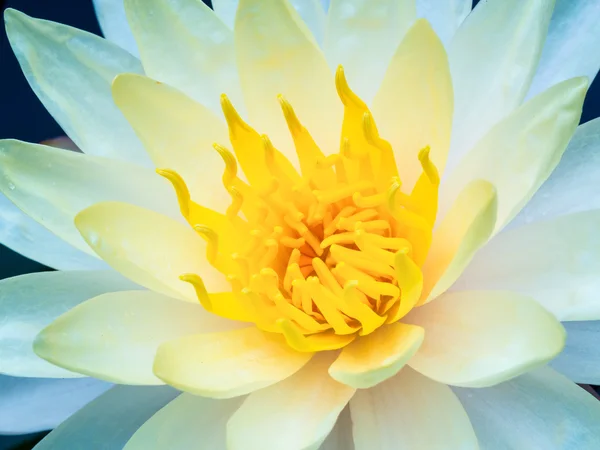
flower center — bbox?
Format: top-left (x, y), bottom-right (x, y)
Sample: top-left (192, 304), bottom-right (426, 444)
top-left (160, 66), bottom-right (440, 352)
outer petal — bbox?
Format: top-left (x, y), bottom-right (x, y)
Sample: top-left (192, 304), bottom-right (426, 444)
top-left (528, 0), bottom-right (600, 98)
top-left (453, 367), bottom-right (600, 449)
top-left (112, 74), bottom-right (231, 212)
top-left (212, 0), bottom-right (238, 29)
top-left (92, 0), bottom-right (139, 56)
top-left (549, 321), bottom-right (600, 385)
top-left (328, 323), bottom-right (424, 389)
top-left (4, 9), bottom-right (150, 165)
top-left (33, 291), bottom-right (240, 385)
top-left (124, 394), bottom-right (243, 449)
top-left (0, 375), bottom-right (110, 435)
top-left (441, 77), bottom-right (587, 231)
top-left (75, 202), bottom-right (229, 300)
top-left (124, 0), bottom-right (244, 115)
top-left (0, 193), bottom-right (105, 271)
top-left (511, 118), bottom-right (600, 227)
top-left (407, 290), bottom-right (565, 387)
top-left (455, 210), bottom-right (600, 321)
top-left (34, 385), bottom-right (179, 449)
top-left (289, 0), bottom-right (327, 46)
top-left (447, 0), bottom-right (555, 169)
top-left (0, 140), bottom-right (181, 255)
top-left (235, 0), bottom-right (341, 159)
top-left (350, 367), bottom-right (478, 449)
top-left (416, 0), bottom-right (471, 46)
top-left (226, 354), bottom-right (355, 450)
top-left (372, 18), bottom-right (453, 189)
top-left (421, 180), bottom-right (497, 303)
top-left (324, 0), bottom-right (415, 104)
top-left (319, 407), bottom-right (354, 450)
top-left (153, 327), bottom-right (312, 398)
top-left (0, 271), bottom-right (139, 378)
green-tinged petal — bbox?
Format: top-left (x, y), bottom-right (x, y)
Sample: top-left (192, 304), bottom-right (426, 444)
top-left (447, 0), bottom-right (555, 168)
top-left (0, 140), bottom-right (181, 256)
top-left (0, 271), bottom-right (139, 378)
top-left (329, 323), bottom-right (424, 389)
top-left (289, 0), bottom-right (327, 46)
top-left (4, 9), bottom-right (150, 165)
top-left (33, 291), bottom-right (240, 385)
top-left (550, 321), bottom-right (600, 385)
top-left (75, 202), bottom-right (229, 300)
top-left (235, 0), bottom-right (341, 159)
top-left (407, 290), bottom-right (566, 387)
top-left (441, 77), bottom-right (587, 232)
top-left (528, 0), bottom-right (600, 98)
top-left (112, 74), bottom-right (231, 213)
top-left (124, 0), bottom-right (244, 115)
top-left (212, 0), bottom-right (238, 28)
top-left (153, 327), bottom-right (312, 398)
top-left (372, 18), bottom-right (453, 189)
top-left (456, 210), bottom-right (600, 321)
top-left (125, 394), bottom-right (243, 449)
top-left (325, 0), bottom-right (415, 103)
top-left (319, 407), bottom-right (354, 450)
top-left (350, 367), bottom-right (478, 449)
top-left (416, 0), bottom-right (471, 46)
top-left (92, 0), bottom-right (139, 56)
top-left (34, 385), bottom-right (179, 450)
top-left (421, 180), bottom-right (497, 304)
top-left (226, 354), bottom-right (355, 450)
top-left (453, 367), bottom-right (600, 449)
top-left (511, 118), bottom-right (600, 227)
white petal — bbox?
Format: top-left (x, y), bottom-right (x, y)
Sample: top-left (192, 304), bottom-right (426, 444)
top-left (440, 77), bottom-right (587, 232)
top-left (289, 0), bottom-right (327, 46)
top-left (321, 0), bottom-right (330, 11)
top-left (4, 9), bottom-right (150, 165)
top-left (92, 0), bottom-right (139, 56)
top-left (350, 367), bottom-right (478, 449)
top-left (33, 291), bottom-right (239, 385)
top-left (324, 0), bottom-right (415, 103)
top-left (453, 367), bottom-right (600, 449)
top-left (124, 0), bottom-right (244, 116)
top-left (318, 407), bottom-right (354, 450)
top-left (446, 0), bottom-right (555, 170)
top-left (0, 375), bottom-right (111, 434)
top-left (528, 0), bottom-right (600, 99)
top-left (75, 202), bottom-right (229, 300)
top-left (34, 385), bottom-right (179, 449)
top-left (227, 354), bottom-right (355, 450)
top-left (455, 210), bottom-right (600, 322)
top-left (0, 140), bottom-right (181, 256)
top-left (416, 0), bottom-right (471, 46)
top-left (407, 290), bottom-right (566, 387)
top-left (510, 118), bottom-right (600, 228)
top-left (125, 394), bottom-right (243, 449)
top-left (212, 0), bottom-right (238, 29)
top-left (0, 193), bottom-right (106, 271)
top-left (550, 321), bottom-right (600, 385)
top-left (0, 271), bottom-right (139, 378)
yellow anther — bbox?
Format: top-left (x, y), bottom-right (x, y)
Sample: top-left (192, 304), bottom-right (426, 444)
top-left (306, 277), bottom-right (357, 335)
top-left (358, 232), bottom-right (412, 251)
top-left (212, 143), bottom-right (238, 186)
top-left (342, 281), bottom-right (387, 336)
top-left (333, 262), bottom-right (399, 300)
top-left (259, 268), bottom-right (280, 297)
top-left (180, 273), bottom-right (212, 311)
top-left (320, 232), bottom-right (357, 249)
top-left (280, 236), bottom-right (306, 249)
top-left (220, 94), bottom-right (251, 137)
top-left (226, 185), bottom-right (243, 220)
top-left (277, 318), bottom-right (354, 352)
top-left (259, 239), bottom-right (279, 269)
top-left (231, 253), bottom-right (250, 283)
top-left (418, 146), bottom-right (440, 185)
top-left (311, 258), bottom-right (343, 297)
top-left (278, 94), bottom-right (303, 137)
top-left (386, 249), bottom-right (424, 323)
top-left (335, 65), bottom-right (366, 108)
top-left (284, 262), bottom-right (305, 292)
top-left (293, 279), bottom-right (314, 315)
top-left (330, 244), bottom-right (395, 279)
top-left (353, 191), bottom-right (386, 208)
top-left (156, 168), bottom-right (190, 218)
top-left (363, 111), bottom-right (398, 182)
top-left (315, 180), bottom-right (372, 204)
top-left (193, 225), bottom-right (219, 264)
top-left (355, 230), bottom-right (398, 266)
top-left (337, 209), bottom-right (378, 231)
top-left (325, 206), bottom-right (356, 236)
top-left (226, 275), bottom-right (244, 293)
top-left (354, 220), bottom-right (390, 233)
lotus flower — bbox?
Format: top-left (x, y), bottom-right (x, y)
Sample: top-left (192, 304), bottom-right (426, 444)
top-left (2, 0), bottom-right (600, 448)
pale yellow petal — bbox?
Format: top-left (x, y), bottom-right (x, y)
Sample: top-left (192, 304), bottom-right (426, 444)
top-left (329, 322), bottom-right (424, 389)
top-left (34, 291), bottom-right (240, 384)
top-left (289, 0), bottom-right (327, 45)
top-left (442, 77), bottom-right (588, 232)
top-left (421, 180), bottom-right (497, 304)
top-left (226, 354), bottom-right (355, 450)
top-left (235, 0), bottom-right (341, 159)
top-left (350, 367), bottom-right (478, 449)
top-left (112, 74), bottom-right (231, 212)
top-left (153, 327), bottom-right (313, 398)
top-left (416, 0), bottom-right (471, 46)
top-left (407, 290), bottom-right (566, 387)
top-left (324, 0), bottom-right (415, 103)
top-left (0, 140), bottom-right (181, 256)
top-left (75, 201), bottom-right (229, 300)
top-left (372, 19), bottom-right (453, 189)
top-left (124, 0), bottom-right (244, 115)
